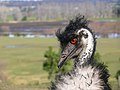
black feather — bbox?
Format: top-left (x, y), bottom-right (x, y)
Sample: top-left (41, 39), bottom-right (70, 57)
top-left (56, 15), bottom-right (89, 46)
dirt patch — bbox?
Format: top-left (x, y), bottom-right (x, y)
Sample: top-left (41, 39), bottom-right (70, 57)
top-left (0, 61), bottom-right (10, 90)
top-left (16, 87), bottom-right (48, 90)
top-left (89, 21), bottom-right (120, 34)
top-left (0, 21), bottom-right (119, 35)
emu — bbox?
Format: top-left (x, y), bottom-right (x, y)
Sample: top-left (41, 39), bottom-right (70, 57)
top-left (50, 15), bottom-right (111, 90)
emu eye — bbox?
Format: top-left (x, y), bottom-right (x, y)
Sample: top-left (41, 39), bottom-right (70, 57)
top-left (70, 38), bottom-right (77, 45)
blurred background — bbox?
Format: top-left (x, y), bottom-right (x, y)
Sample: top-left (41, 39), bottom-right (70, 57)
top-left (0, 0), bottom-right (120, 90)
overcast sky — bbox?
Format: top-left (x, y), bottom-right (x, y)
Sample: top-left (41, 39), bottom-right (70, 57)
top-left (0, 0), bottom-right (43, 1)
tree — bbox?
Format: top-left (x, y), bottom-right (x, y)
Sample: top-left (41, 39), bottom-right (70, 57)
top-left (116, 70), bottom-right (120, 80)
top-left (21, 16), bottom-right (27, 21)
top-left (12, 7), bottom-right (22, 21)
top-left (43, 46), bottom-right (73, 79)
top-left (113, 0), bottom-right (120, 17)
top-left (115, 58), bottom-right (120, 88)
top-left (115, 70), bottom-right (120, 88)
top-left (94, 52), bottom-right (101, 62)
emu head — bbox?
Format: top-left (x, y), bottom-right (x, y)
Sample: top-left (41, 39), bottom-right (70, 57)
top-left (56, 15), bottom-right (95, 68)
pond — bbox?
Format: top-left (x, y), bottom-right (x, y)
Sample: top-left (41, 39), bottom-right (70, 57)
top-left (4, 45), bottom-right (29, 48)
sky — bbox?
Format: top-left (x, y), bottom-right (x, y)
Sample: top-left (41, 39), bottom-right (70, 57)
top-left (0, 0), bottom-right (43, 1)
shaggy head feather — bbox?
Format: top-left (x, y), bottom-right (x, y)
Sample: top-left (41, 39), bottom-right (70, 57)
top-left (56, 15), bottom-right (90, 49)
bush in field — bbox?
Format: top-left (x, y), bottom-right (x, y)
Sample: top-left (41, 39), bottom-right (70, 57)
top-left (94, 52), bottom-right (101, 62)
top-left (115, 58), bottom-right (120, 80)
top-left (43, 47), bottom-right (102, 79)
top-left (115, 70), bottom-right (120, 80)
top-left (117, 57), bottom-right (120, 79)
top-left (43, 46), bottom-right (73, 79)
top-left (21, 16), bottom-right (27, 21)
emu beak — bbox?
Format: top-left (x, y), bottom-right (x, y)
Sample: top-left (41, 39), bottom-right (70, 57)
top-left (58, 45), bottom-right (77, 69)
top-left (58, 54), bottom-right (68, 69)
top-left (58, 54), bottom-right (70, 69)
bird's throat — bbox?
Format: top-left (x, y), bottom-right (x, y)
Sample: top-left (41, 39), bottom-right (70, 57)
top-left (77, 33), bottom-right (95, 66)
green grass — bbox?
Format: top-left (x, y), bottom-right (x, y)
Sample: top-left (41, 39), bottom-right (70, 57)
top-left (97, 38), bottom-right (120, 77)
top-left (0, 37), bottom-right (58, 86)
top-left (90, 17), bottom-right (120, 21)
top-left (0, 37), bottom-right (120, 89)
top-left (6, 16), bottom-right (14, 21)
top-left (27, 16), bottom-right (37, 21)
top-left (96, 38), bottom-right (120, 89)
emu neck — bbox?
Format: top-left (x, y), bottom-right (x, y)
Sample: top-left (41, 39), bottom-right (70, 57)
top-left (77, 33), bottom-right (95, 66)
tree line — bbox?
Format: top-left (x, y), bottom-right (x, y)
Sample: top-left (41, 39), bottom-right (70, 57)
top-left (0, 1), bottom-right (120, 22)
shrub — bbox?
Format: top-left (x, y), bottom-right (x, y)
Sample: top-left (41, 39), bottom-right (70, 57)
top-left (115, 70), bottom-right (120, 80)
top-left (43, 46), bottom-right (73, 79)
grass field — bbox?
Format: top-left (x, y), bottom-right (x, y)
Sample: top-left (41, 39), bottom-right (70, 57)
top-left (0, 37), bottom-right (120, 90)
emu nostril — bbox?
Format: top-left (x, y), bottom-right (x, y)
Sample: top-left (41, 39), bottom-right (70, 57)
top-left (61, 54), bottom-right (66, 58)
